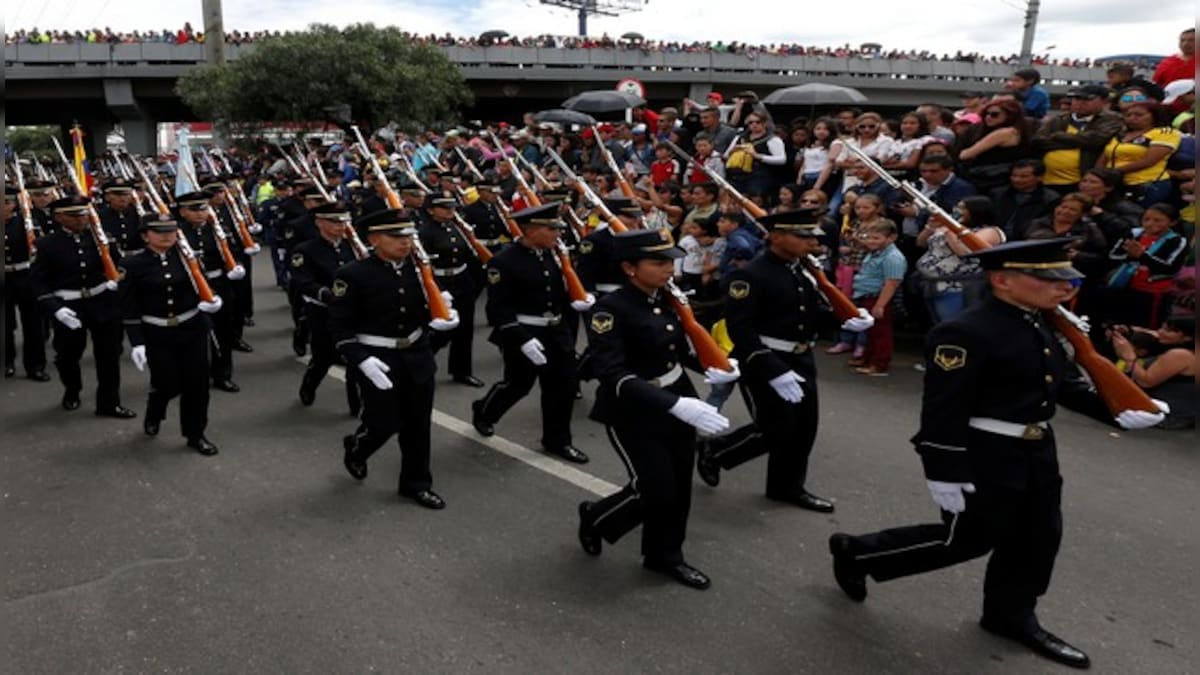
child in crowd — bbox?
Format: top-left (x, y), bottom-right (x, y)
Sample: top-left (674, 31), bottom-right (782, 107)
top-left (827, 193), bottom-right (887, 358)
top-left (850, 220), bottom-right (907, 375)
top-left (716, 211), bottom-right (762, 275)
top-left (676, 216), bottom-right (725, 327)
top-left (650, 143), bottom-right (681, 186)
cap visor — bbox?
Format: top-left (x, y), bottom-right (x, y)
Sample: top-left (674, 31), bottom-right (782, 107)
top-left (1026, 267), bottom-right (1084, 280)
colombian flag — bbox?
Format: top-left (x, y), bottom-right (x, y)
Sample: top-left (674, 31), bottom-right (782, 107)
top-left (69, 125), bottom-right (95, 194)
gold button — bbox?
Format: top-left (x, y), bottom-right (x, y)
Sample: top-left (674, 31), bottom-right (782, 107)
top-left (1044, 375), bottom-right (1053, 383)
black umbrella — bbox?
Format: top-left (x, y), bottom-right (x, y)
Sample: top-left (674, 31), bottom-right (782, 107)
top-left (479, 30), bottom-right (509, 40)
top-left (534, 109), bottom-right (597, 127)
top-left (562, 90), bottom-right (646, 113)
top-left (620, 32), bottom-right (645, 42)
top-left (761, 83), bottom-right (868, 106)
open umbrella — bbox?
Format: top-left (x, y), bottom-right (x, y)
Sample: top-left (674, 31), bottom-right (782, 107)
top-left (479, 30), bottom-right (509, 40)
top-left (620, 32), bottom-right (644, 42)
top-left (562, 90), bottom-right (646, 113)
top-left (534, 109), bottom-right (597, 127)
top-left (761, 83), bottom-right (868, 106)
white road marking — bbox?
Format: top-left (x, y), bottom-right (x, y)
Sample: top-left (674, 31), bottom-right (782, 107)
top-left (306, 358), bottom-right (619, 496)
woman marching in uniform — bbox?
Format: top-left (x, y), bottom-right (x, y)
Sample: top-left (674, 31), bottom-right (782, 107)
top-left (577, 229), bottom-right (740, 590)
top-left (119, 214), bottom-right (225, 455)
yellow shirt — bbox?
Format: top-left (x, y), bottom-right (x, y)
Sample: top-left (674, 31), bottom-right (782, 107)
top-left (1043, 124), bottom-right (1081, 186)
top-left (1101, 127), bottom-right (1182, 185)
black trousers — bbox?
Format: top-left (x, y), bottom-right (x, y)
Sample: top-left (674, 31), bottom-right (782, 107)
top-left (346, 350), bottom-right (436, 494)
top-left (428, 272), bottom-right (476, 378)
top-left (234, 255), bottom-right (254, 323)
top-left (4, 272), bottom-right (46, 373)
top-left (844, 462), bottom-right (1063, 627)
top-left (52, 313), bottom-right (122, 410)
top-left (706, 355), bottom-right (820, 495)
top-left (587, 419), bottom-right (696, 564)
top-left (475, 332), bottom-right (575, 450)
top-left (144, 321), bottom-right (210, 439)
top-left (208, 302), bottom-right (235, 383)
top-left (302, 310), bottom-right (357, 411)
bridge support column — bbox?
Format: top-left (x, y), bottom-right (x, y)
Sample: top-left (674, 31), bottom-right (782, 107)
top-left (119, 119), bottom-right (159, 156)
top-left (103, 78), bottom-right (159, 155)
top-left (687, 83), bottom-right (714, 104)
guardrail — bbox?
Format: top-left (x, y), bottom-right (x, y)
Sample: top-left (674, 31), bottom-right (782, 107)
top-left (4, 43), bottom-right (1107, 85)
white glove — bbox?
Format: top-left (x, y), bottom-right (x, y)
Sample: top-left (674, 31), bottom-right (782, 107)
top-left (668, 397), bottom-right (730, 434)
top-left (104, 280), bottom-right (119, 292)
top-left (243, 244), bottom-right (261, 255)
top-left (357, 356), bottom-right (393, 390)
top-left (768, 370), bottom-right (806, 403)
top-left (227, 264), bottom-right (246, 280)
top-left (927, 480), bottom-right (975, 514)
top-left (429, 308), bottom-right (461, 332)
top-left (198, 296), bottom-right (224, 314)
top-left (840, 307), bottom-right (875, 333)
top-left (520, 338), bottom-right (548, 366)
top-left (1115, 399), bottom-right (1169, 430)
top-left (440, 290), bottom-right (454, 307)
top-left (704, 358), bottom-right (740, 385)
top-left (570, 292), bottom-right (596, 313)
top-left (249, 222), bottom-right (264, 235)
top-left (1076, 314), bottom-right (1091, 335)
top-left (54, 307), bottom-right (83, 330)
top-left (130, 345), bottom-right (147, 372)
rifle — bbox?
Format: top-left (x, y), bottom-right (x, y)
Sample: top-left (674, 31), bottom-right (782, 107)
top-left (50, 135), bottom-right (120, 283)
top-left (277, 142), bottom-right (367, 257)
top-left (453, 145), bottom-right (486, 182)
top-left (513, 151), bottom-right (554, 191)
top-left (842, 141), bottom-right (1159, 416)
top-left (125, 150), bottom-right (217, 303)
top-left (395, 149), bottom-right (493, 263)
top-left (591, 125), bottom-right (637, 199)
top-left (546, 149), bottom-right (731, 372)
top-left (212, 148), bottom-right (267, 235)
top-left (350, 125), bottom-right (452, 320)
top-left (484, 131), bottom-right (541, 208)
top-left (662, 139), bottom-right (767, 220)
top-left (11, 158), bottom-right (40, 256)
top-left (200, 148), bottom-right (259, 255)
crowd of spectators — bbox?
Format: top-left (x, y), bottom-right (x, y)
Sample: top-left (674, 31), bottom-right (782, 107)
top-left (5, 25), bottom-right (1105, 67)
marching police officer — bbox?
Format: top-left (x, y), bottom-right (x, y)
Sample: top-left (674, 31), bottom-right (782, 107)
top-left (329, 208), bottom-right (460, 509)
top-left (4, 186), bottom-right (49, 381)
top-left (177, 191), bottom-right (245, 393)
top-left (470, 203), bottom-right (591, 464)
top-left (204, 176), bottom-right (256, 352)
top-left (291, 201), bottom-right (361, 413)
top-left (461, 174), bottom-right (513, 254)
top-left (258, 178), bottom-right (295, 289)
top-left (24, 179), bottom-right (57, 234)
top-left (97, 178), bottom-right (143, 257)
top-left (827, 239), bottom-right (1168, 670)
top-left (119, 214), bottom-right (224, 455)
top-left (30, 196), bottom-right (136, 417)
top-left (575, 197), bottom-right (643, 299)
top-left (576, 228), bottom-right (740, 590)
top-left (420, 191), bottom-right (484, 387)
top-left (282, 186), bottom-right (325, 356)
top-left (696, 210), bottom-right (874, 512)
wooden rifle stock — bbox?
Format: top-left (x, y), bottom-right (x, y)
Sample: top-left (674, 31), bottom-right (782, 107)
top-left (207, 212), bottom-right (241, 273)
top-left (175, 236), bottom-right (217, 303)
top-left (666, 283), bottom-right (731, 371)
top-left (802, 256), bottom-right (860, 321)
top-left (11, 159), bottom-right (40, 256)
top-left (453, 214), bottom-right (494, 263)
top-left (494, 200), bottom-right (525, 239)
top-left (555, 242), bottom-right (590, 303)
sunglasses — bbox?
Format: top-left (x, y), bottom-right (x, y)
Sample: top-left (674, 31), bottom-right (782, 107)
top-left (1120, 93), bottom-right (1148, 103)
top-left (984, 110), bottom-right (1005, 118)
top-left (856, 124), bottom-right (878, 129)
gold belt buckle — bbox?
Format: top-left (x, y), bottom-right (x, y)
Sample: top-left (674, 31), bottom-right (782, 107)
top-left (1022, 424), bottom-right (1045, 440)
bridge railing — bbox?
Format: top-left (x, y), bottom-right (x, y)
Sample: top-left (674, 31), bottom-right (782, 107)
top-left (5, 43), bottom-right (1107, 84)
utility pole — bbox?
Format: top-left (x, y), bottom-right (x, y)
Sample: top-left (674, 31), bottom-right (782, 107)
top-left (202, 0), bottom-right (226, 65)
top-left (1018, 0), bottom-right (1040, 66)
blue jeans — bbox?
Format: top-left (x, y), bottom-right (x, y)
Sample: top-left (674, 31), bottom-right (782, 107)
top-left (838, 327), bottom-right (869, 348)
top-left (925, 290), bottom-right (965, 325)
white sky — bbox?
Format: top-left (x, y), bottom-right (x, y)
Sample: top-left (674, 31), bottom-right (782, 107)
top-left (4, 0), bottom-right (1190, 60)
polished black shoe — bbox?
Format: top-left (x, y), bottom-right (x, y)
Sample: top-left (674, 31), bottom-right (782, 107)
top-left (299, 381), bottom-right (316, 406)
top-left (980, 619), bottom-right (1091, 669)
top-left (96, 405), bottom-right (137, 419)
top-left (828, 533), bottom-right (867, 602)
top-left (342, 435), bottom-right (367, 480)
top-left (292, 329), bottom-right (307, 357)
top-left (577, 501), bottom-right (602, 556)
top-left (144, 418), bottom-right (161, 437)
top-left (401, 489), bottom-right (446, 510)
top-left (471, 400), bottom-right (494, 437)
top-left (242, 317), bottom-right (255, 327)
top-left (62, 393), bottom-right (81, 411)
top-left (187, 436), bottom-right (219, 456)
top-left (547, 445), bottom-right (589, 464)
top-left (643, 559), bottom-right (711, 590)
top-left (232, 339), bottom-right (254, 353)
top-left (212, 379), bottom-right (241, 393)
top-left (452, 374), bottom-right (485, 388)
top-left (27, 370), bottom-right (51, 382)
top-left (695, 441), bottom-right (720, 487)
top-left (767, 489), bottom-right (835, 513)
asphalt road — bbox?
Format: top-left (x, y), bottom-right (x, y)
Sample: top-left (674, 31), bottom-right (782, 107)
top-left (3, 269), bottom-right (1196, 674)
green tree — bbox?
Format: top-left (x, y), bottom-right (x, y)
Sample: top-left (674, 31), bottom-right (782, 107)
top-left (177, 24), bottom-right (472, 132)
top-left (7, 126), bottom-right (59, 157)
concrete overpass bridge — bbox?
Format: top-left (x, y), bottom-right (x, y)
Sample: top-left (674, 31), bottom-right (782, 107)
top-left (5, 42), bottom-right (1106, 154)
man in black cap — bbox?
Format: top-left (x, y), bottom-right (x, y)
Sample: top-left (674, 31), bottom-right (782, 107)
top-left (420, 190), bottom-right (484, 387)
top-left (258, 178), bottom-right (295, 289)
top-left (291, 202), bottom-right (361, 413)
top-left (696, 209), bottom-right (874, 512)
top-left (827, 239), bottom-right (1168, 671)
top-left (204, 176), bottom-right (257, 352)
top-left (329, 208), bottom-right (461, 509)
top-left (282, 186), bottom-right (326, 356)
top-left (119, 214), bottom-right (225, 455)
top-left (30, 196), bottom-right (135, 417)
top-left (4, 186), bottom-right (49, 381)
top-left (461, 173), bottom-right (513, 254)
top-left (1032, 84), bottom-right (1123, 194)
top-left (575, 197), bottom-right (643, 299)
top-left (24, 179), bottom-right (58, 234)
top-left (176, 190), bottom-right (244, 393)
top-left (470, 203), bottom-right (593, 464)
top-left (97, 178), bottom-right (143, 257)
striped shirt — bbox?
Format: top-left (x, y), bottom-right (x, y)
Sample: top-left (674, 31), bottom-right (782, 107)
top-left (852, 243), bottom-right (907, 298)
